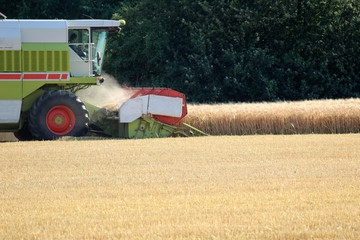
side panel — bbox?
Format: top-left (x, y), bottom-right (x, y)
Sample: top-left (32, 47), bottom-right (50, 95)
top-left (22, 73), bottom-right (70, 98)
top-left (0, 51), bottom-right (21, 72)
top-left (21, 43), bottom-right (70, 98)
top-left (0, 21), bottom-right (22, 123)
top-left (0, 20), bottom-right (21, 50)
top-left (22, 76), bottom-right (98, 99)
top-left (22, 43), bottom-right (70, 73)
top-left (20, 20), bottom-right (67, 43)
top-left (0, 20), bottom-right (22, 124)
top-left (0, 100), bottom-right (22, 123)
top-left (0, 76), bottom-right (22, 99)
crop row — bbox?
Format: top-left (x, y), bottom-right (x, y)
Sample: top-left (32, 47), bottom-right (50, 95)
top-left (183, 98), bottom-right (360, 135)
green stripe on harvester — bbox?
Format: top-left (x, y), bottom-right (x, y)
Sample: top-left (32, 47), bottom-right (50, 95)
top-left (22, 43), bottom-right (70, 72)
top-left (0, 51), bottom-right (21, 72)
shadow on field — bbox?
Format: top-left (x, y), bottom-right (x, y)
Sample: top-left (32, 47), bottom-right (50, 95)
top-left (0, 133), bottom-right (114, 143)
top-left (0, 133), bottom-right (18, 142)
top-left (57, 136), bottom-right (114, 141)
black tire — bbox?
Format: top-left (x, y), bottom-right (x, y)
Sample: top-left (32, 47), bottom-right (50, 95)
top-left (13, 121), bottom-right (33, 141)
top-left (29, 90), bottom-right (89, 140)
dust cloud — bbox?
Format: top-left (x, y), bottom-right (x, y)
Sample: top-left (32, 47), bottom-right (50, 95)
top-left (77, 73), bottom-right (132, 109)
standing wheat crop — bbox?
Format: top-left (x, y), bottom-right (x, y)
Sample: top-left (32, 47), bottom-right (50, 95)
top-left (182, 98), bottom-right (360, 135)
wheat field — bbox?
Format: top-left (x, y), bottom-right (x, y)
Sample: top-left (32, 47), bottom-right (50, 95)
top-left (1, 135), bottom-right (359, 239)
top-left (183, 98), bottom-right (360, 135)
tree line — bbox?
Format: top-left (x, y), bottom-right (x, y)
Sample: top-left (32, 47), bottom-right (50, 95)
top-left (3, 0), bottom-right (360, 103)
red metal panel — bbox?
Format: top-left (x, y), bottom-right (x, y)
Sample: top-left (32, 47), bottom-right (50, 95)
top-left (0, 73), bottom-right (22, 80)
top-left (152, 89), bottom-right (187, 125)
top-left (61, 74), bottom-right (68, 80)
top-left (48, 74), bottom-right (61, 80)
top-left (23, 74), bottom-right (47, 80)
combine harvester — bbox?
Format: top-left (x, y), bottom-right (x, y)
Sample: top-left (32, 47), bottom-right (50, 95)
top-left (0, 16), bottom-right (206, 140)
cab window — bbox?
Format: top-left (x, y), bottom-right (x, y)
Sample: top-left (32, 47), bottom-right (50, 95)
top-left (68, 29), bottom-right (89, 59)
top-left (92, 29), bottom-right (108, 76)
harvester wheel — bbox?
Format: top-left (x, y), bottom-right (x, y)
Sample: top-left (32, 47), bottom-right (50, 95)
top-left (28, 90), bottom-right (89, 140)
top-left (13, 121), bottom-right (33, 141)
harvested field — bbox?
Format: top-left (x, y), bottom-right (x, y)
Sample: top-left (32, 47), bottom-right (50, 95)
top-left (1, 135), bottom-right (359, 239)
top-left (183, 98), bottom-right (360, 135)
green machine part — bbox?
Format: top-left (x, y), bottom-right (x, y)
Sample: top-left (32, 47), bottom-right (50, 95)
top-left (0, 50), bottom-right (21, 72)
top-left (86, 103), bottom-right (208, 139)
top-left (85, 101), bottom-right (208, 139)
top-left (22, 43), bottom-right (69, 73)
top-left (122, 117), bottom-right (209, 138)
top-left (86, 103), bottom-right (178, 138)
top-left (120, 117), bottom-right (180, 138)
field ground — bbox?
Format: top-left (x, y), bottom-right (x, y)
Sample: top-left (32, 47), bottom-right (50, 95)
top-left (1, 135), bottom-right (360, 239)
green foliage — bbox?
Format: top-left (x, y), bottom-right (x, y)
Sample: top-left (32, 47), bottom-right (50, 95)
top-left (1, 0), bottom-right (133, 19)
top-left (106, 0), bottom-right (360, 102)
top-left (3, 0), bottom-right (360, 102)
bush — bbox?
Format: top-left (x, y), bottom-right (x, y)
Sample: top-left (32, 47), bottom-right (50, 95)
top-left (105, 0), bottom-right (360, 103)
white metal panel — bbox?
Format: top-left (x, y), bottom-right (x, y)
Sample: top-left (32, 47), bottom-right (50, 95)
top-left (0, 20), bottom-right (21, 50)
top-left (119, 95), bottom-right (183, 123)
top-left (67, 20), bottom-right (120, 28)
top-left (148, 95), bottom-right (183, 118)
top-left (69, 48), bottom-right (91, 77)
top-left (136, 95), bottom-right (149, 115)
top-left (0, 100), bottom-right (22, 123)
top-left (19, 20), bottom-right (67, 43)
top-left (119, 98), bottom-right (143, 123)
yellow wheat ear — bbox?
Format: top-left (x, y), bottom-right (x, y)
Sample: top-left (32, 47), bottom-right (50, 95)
top-left (183, 99), bottom-right (360, 135)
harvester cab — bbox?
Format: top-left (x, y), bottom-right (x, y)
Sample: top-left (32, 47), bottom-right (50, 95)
top-left (0, 18), bottom-right (206, 140)
top-left (67, 20), bottom-right (120, 78)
